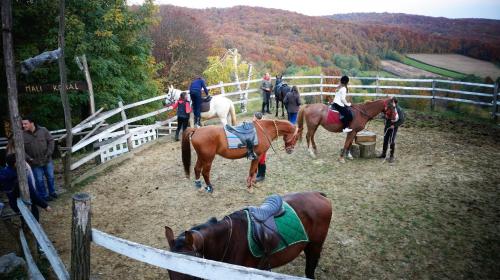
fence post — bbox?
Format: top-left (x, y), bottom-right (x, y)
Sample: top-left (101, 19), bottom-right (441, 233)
top-left (242, 63), bottom-right (253, 113)
top-left (71, 193), bottom-right (91, 280)
top-left (79, 54), bottom-right (95, 114)
top-left (375, 76), bottom-right (380, 95)
top-left (118, 101), bottom-right (133, 151)
top-left (219, 81), bottom-right (225, 95)
top-left (492, 82), bottom-right (499, 121)
top-left (320, 74), bottom-right (324, 103)
top-left (431, 80), bottom-right (436, 111)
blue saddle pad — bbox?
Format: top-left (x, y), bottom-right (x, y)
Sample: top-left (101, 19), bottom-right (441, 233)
top-left (224, 122), bottom-right (259, 149)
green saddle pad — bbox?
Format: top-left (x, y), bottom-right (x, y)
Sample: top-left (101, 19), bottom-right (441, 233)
top-left (246, 201), bottom-right (309, 258)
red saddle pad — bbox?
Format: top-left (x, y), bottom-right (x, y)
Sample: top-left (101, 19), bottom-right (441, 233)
top-left (326, 109), bottom-right (342, 125)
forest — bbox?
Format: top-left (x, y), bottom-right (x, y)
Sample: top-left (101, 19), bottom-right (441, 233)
top-left (1, 3), bottom-right (499, 133)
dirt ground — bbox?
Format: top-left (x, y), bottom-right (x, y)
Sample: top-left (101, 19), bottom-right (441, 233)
top-left (381, 60), bottom-right (442, 78)
top-left (3, 111), bottom-right (500, 279)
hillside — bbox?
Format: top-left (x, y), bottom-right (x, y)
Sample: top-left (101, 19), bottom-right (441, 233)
top-left (155, 6), bottom-right (500, 74)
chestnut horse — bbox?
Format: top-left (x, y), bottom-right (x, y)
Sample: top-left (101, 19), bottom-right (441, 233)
top-left (165, 191), bottom-right (332, 279)
top-left (182, 119), bottom-right (299, 193)
top-left (297, 97), bottom-right (397, 162)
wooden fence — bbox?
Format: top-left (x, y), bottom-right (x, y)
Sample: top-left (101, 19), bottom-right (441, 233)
top-left (1, 76), bottom-right (498, 176)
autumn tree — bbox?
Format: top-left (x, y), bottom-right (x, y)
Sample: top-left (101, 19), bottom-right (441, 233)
top-left (150, 5), bottom-right (211, 89)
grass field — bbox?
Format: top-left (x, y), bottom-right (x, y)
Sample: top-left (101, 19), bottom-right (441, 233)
top-left (401, 56), bottom-right (466, 79)
top-left (408, 54), bottom-right (500, 79)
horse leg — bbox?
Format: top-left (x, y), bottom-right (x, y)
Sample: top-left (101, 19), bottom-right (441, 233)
top-left (194, 159), bottom-right (203, 189)
top-left (339, 131), bottom-right (356, 163)
top-left (275, 99), bottom-right (279, 117)
top-left (304, 242), bottom-right (323, 279)
top-left (201, 159), bottom-right (215, 193)
top-left (246, 159), bottom-right (259, 193)
top-left (281, 101), bottom-right (285, 118)
top-left (306, 125), bottom-right (319, 158)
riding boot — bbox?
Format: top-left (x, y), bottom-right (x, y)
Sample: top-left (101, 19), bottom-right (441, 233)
top-left (174, 129), bottom-right (180, 141)
top-left (256, 163), bottom-right (266, 182)
top-left (246, 139), bottom-right (257, 160)
top-left (389, 144), bottom-right (395, 163)
top-left (261, 103), bottom-right (266, 114)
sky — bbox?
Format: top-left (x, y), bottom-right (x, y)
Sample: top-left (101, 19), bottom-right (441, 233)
top-left (127, 0), bottom-right (500, 19)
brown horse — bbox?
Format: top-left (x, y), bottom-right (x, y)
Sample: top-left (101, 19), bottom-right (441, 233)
top-left (182, 119), bottom-right (299, 193)
top-left (165, 191), bottom-right (332, 279)
top-left (297, 97), bottom-right (397, 162)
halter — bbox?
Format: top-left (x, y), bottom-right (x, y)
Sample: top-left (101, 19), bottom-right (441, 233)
top-left (189, 216), bottom-right (233, 262)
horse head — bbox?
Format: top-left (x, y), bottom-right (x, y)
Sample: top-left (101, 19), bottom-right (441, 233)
top-left (283, 125), bottom-right (299, 154)
top-left (164, 85), bottom-right (186, 106)
top-left (384, 97), bottom-right (398, 122)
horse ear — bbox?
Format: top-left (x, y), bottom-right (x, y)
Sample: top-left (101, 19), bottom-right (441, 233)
top-left (164, 226), bottom-right (175, 249)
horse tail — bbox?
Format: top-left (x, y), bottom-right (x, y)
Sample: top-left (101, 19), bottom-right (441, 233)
top-left (297, 105), bottom-right (307, 142)
top-left (182, 128), bottom-right (196, 177)
top-left (229, 102), bottom-right (237, 126)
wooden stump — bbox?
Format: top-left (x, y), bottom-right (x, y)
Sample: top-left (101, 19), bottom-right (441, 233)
top-left (71, 193), bottom-right (91, 280)
top-left (350, 144), bottom-right (360, 158)
top-left (359, 142), bottom-right (376, 158)
top-left (355, 130), bottom-right (376, 144)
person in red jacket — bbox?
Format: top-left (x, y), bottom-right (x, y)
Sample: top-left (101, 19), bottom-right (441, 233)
top-left (172, 92), bottom-right (192, 141)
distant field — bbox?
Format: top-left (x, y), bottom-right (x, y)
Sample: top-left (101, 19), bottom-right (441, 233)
top-left (407, 54), bottom-right (500, 79)
top-left (380, 60), bottom-right (442, 78)
top-left (401, 57), bottom-right (466, 79)
top-left (358, 70), bottom-right (397, 78)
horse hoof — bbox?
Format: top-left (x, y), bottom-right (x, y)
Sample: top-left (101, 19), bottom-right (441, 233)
top-left (247, 187), bottom-right (254, 194)
top-left (205, 185), bottom-right (213, 193)
top-left (194, 180), bottom-right (202, 189)
top-left (338, 158), bottom-right (345, 163)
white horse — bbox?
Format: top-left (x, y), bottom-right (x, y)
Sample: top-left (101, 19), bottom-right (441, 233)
top-left (165, 85), bottom-right (237, 126)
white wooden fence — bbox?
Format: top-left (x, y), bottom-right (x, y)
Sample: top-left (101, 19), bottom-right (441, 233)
top-left (1, 76), bottom-right (498, 173)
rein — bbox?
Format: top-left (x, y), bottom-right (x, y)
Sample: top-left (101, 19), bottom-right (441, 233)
top-left (255, 120), bottom-right (277, 154)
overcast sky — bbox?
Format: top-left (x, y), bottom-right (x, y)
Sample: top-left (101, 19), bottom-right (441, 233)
top-left (127, 0), bottom-right (500, 19)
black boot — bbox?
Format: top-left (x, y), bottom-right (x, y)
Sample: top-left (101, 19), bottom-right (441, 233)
top-left (389, 144), bottom-right (395, 163)
top-left (246, 139), bottom-right (257, 160)
top-left (378, 151), bottom-right (386, 158)
top-left (261, 103), bottom-right (266, 114)
top-left (256, 163), bottom-right (266, 182)
top-left (174, 131), bottom-right (180, 141)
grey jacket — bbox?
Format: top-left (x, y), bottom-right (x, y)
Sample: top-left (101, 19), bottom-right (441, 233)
top-left (23, 126), bottom-right (54, 166)
top-left (261, 79), bottom-right (272, 96)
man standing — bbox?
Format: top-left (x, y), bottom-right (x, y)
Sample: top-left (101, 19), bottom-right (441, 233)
top-left (22, 117), bottom-right (57, 201)
top-left (261, 73), bottom-right (272, 114)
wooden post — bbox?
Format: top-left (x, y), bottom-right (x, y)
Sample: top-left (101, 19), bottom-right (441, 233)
top-left (431, 80), bottom-right (436, 111)
top-left (232, 49), bottom-right (245, 113)
top-left (80, 55), bottom-right (95, 114)
top-left (219, 81), bottom-right (225, 95)
top-left (492, 82), bottom-right (499, 121)
top-left (375, 75), bottom-right (380, 95)
top-left (1, 0), bottom-right (30, 200)
top-left (70, 193), bottom-right (91, 280)
top-left (320, 74), bottom-right (324, 103)
top-left (244, 63), bottom-right (253, 112)
top-left (58, 0), bottom-right (73, 188)
top-left (118, 101), bottom-right (133, 151)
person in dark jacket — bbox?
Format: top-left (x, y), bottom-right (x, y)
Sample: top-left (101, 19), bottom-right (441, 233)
top-left (378, 99), bottom-right (405, 163)
top-left (260, 73), bottom-right (272, 114)
top-left (22, 116), bottom-right (57, 201)
top-left (0, 154), bottom-right (51, 222)
top-left (284, 86), bottom-right (302, 124)
top-left (189, 76), bottom-right (209, 127)
top-left (172, 92), bottom-right (192, 141)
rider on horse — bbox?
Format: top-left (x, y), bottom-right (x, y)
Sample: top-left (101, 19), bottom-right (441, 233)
top-left (331, 76), bottom-right (353, 133)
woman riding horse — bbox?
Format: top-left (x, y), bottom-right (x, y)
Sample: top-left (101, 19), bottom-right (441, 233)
top-left (298, 97), bottom-right (398, 162)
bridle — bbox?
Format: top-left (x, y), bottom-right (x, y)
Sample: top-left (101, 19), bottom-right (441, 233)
top-left (188, 216), bottom-right (233, 262)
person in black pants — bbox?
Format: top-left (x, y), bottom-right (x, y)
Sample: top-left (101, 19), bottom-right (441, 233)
top-left (378, 99), bottom-right (405, 163)
top-left (172, 92), bottom-right (192, 141)
top-left (189, 76), bottom-right (209, 127)
top-left (331, 76), bottom-right (353, 133)
top-left (261, 73), bottom-right (272, 114)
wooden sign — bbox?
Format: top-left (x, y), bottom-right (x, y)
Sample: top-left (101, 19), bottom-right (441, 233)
top-left (18, 81), bottom-right (88, 94)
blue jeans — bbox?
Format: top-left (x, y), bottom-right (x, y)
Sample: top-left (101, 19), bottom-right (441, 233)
top-left (288, 112), bottom-right (298, 124)
top-left (190, 91), bottom-right (202, 118)
top-left (32, 161), bottom-right (55, 199)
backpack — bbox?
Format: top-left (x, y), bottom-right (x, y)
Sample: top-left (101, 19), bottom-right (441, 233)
top-left (177, 101), bottom-right (189, 119)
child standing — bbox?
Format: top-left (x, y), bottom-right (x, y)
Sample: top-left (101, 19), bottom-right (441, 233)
top-left (172, 92), bottom-right (192, 141)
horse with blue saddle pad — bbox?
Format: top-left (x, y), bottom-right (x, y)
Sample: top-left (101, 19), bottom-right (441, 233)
top-left (182, 119), bottom-right (299, 193)
top-left (165, 191), bottom-right (332, 279)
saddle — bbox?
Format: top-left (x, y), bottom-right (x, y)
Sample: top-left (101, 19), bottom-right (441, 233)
top-left (224, 122), bottom-right (257, 160)
top-left (246, 195), bottom-right (286, 256)
top-left (200, 95), bottom-right (212, 112)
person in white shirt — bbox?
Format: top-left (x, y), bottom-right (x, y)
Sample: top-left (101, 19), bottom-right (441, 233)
top-left (332, 76), bottom-right (353, 132)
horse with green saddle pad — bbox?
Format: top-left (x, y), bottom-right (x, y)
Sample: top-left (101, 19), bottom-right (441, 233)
top-left (165, 192), bottom-right (332, 279)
